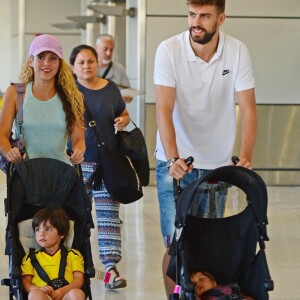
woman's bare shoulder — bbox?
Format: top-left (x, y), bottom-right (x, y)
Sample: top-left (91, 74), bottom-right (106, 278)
top-left (2, 85), bottom-right (18, 104)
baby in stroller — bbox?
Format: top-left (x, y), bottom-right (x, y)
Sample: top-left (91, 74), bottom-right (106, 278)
top-left (189, 271), bottom-right (253, 300)
top-left (22, 207), bottom-right (85, 300)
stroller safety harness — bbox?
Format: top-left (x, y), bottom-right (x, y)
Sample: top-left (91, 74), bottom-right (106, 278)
top-left (28, 246), bottom-right (69, 290)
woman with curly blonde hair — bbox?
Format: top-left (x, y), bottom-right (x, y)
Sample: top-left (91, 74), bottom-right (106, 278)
top-left (0, 34), bottom-right (85, 165)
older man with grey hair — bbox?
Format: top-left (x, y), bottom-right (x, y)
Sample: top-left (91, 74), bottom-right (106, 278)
top-left (95, 33), bottom-right (132, 103)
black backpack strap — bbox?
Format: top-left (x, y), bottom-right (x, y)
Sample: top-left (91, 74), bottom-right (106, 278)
top-left (58, 245), bottom-right (68, 279)
top-left (29, 246), bottom-right (69, 284)
top-left (29, 248), bottom-right (51, 284)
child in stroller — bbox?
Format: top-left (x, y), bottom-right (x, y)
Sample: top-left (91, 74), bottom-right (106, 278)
top-left (189, 270), bottom-right (253, 300)
top-left (1, 157), bottom-right (95, 300)
top-left (22, 207), bottom-right (85, 300)
top-left (168, 165), bottom-right (274, 300)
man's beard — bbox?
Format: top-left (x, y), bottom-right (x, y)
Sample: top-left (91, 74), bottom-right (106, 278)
top-left (189, 25), bottom-right (217, 45)
top-left (101, 58), bottom-right (112, 65)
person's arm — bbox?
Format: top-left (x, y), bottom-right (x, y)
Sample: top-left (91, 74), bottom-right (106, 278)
top-left (68, 120), bottom-right (86, 165)
top-left (50, 271), bottom-right (84, 300)
top-left (67, 91), bottom-right (86, 164)
top-left (123, 95), bottom-right (133, 104)
top-left (120, 65), bottom-right (133, 103)
top-left (22, 274), bottom-right (54, 295)
top-left (22, 274), bottom-right (38, 293)
top-left (0, 85), bottom-right (24, 163)
top-left (236, 88), bottom-right (257, 169)
top-left (155, 84), bottom-right (191, 180)
top-left (114, 108), bottom-right (130, 131)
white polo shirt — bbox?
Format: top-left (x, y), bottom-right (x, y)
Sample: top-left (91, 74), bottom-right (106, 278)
top-left (154, 31), bottom-right (255, 169)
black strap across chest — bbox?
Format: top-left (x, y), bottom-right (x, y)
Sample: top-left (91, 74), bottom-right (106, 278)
top-left (101, 62), bottom-right (113, 79)
top-left (29, 245), bottom-right (68, 284)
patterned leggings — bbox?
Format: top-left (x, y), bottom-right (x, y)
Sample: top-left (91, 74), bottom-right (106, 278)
top-left (81, 161), bottom-right (121, 270)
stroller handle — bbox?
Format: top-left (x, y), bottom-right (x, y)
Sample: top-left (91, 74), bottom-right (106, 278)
top-left (66, 149), bottom-right (73, 157)
top-left (231, 156), bottom-right (240, 165)
top-left (66, 149), bottom-right (83, 178)
top-left (185, 156), bottom-right (194, 166)
top-left (173, 156), bottom-right (194, 202)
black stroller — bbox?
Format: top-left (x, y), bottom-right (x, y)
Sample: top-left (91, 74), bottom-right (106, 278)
top-left (168, 165), bottom-right (274, 300)
top-left (1, 158), bottom-right (95, 299)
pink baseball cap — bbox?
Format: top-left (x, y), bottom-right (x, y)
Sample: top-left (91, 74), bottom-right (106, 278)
top-left (28, 34), bottom-right (63, 58)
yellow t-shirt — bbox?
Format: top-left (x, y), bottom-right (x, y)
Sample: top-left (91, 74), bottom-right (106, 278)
top-left (21, 248), bottom-right (84, 287)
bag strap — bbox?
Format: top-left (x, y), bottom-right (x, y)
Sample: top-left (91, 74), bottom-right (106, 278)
top-left (128, 118), bottom-right (137, 128)
top-left (11, 83), bottom-right (25, 150)
top-left (101, 62), bottom-right (113, 79)
top-left (29, 245), bottom-right (69, 283)
top-left (84, 102), bottom-right (105, 146)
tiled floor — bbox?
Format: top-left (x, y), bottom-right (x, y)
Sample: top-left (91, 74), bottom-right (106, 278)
top-left (0, 170), bottom-right (299, 300)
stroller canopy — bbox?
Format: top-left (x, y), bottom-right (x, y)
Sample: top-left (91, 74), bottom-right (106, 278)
top-left (175, 166), bottom-right (269, 240)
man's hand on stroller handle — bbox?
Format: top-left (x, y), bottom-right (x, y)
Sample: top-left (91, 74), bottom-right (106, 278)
top-left (168, 156), bottom-right (194, 180)
top-left (231, 155), bottom-right (252, 169)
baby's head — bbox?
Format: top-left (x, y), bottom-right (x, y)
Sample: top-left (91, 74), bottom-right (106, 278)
top-left (32, 207), bottom-right (70, 244)
top-left (190, 271), bottom-right (217, 297)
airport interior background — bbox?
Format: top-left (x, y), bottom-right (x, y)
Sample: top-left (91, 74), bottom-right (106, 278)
top-left (0, 0), bottom-right (300, 299)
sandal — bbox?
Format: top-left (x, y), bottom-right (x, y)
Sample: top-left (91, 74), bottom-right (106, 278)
top-left (104, 267), bottom-right (127, 289)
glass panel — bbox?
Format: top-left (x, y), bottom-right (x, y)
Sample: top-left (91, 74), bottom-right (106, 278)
top-left (187, 181), bottom-right (248, 218)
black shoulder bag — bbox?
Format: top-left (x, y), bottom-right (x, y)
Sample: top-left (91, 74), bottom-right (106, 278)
top-left (115, 119), bottom-right (150, 186)
top-left (85, 103), bottom-right (143, 204)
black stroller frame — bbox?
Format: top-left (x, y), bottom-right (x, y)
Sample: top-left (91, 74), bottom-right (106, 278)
top-left (169, 165), bottom-right (274, 300)
top-left (1, 158), bottom-right (95, 299)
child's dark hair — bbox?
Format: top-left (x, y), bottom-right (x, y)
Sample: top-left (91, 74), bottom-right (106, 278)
top-left (190, 270), bottom-right (216, 281)
top-left (32, 208), bottom-right (70, 244)
top-left (186, 0), bottom-right (225, 13)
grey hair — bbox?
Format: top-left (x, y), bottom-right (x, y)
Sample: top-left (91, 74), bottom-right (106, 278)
top-left (96, 33), bottom-right (115, 44)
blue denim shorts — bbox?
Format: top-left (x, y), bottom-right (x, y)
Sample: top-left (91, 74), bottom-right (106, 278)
top-left (156, 160), bottom-right (212, 247)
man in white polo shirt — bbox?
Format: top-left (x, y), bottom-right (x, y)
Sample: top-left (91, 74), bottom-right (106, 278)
top-left (154, 0), bottom-right (257, 298)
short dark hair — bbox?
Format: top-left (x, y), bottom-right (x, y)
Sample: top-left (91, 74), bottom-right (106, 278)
top-left (190, 270), bottom-right (216, 281)
top-left (69, 44), bottom-right (98, 66)
top-left (186, 0), bottom-right (225, 13)
top-left (32, 208), bottom-right (70, 243)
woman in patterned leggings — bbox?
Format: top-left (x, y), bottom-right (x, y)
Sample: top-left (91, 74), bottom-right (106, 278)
top-left (69, 44), bottom-right (130, 290)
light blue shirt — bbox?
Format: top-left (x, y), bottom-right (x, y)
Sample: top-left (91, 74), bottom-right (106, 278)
top-left (15, 82), bottom-right (69, 164)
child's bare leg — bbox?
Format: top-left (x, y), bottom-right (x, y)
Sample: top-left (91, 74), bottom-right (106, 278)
top-left (28, 289), bottom-right (52, 300)
top-left (63, 288), bottom-right (85, 300)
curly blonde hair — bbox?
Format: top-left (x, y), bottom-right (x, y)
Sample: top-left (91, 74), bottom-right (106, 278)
top-left (19, 57), bottom-right (84, 135)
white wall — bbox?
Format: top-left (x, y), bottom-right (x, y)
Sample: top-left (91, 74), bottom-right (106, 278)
top-left (144, 0), bottom-right (300, 104)
top-left (3, 0), bottom-right (81, 91)
top-left (0, 0), bottom-right (11, 93)
top-left (2, 0), bottom-right (300, 105)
